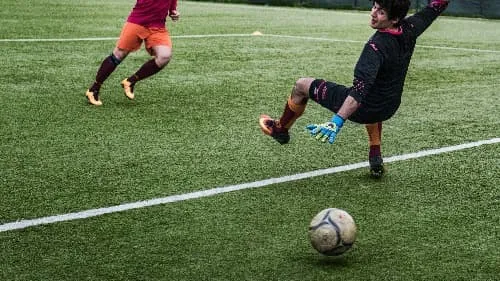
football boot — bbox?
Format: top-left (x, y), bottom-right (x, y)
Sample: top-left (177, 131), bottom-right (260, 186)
top-left (369, 155), bottom-right (385, 179)
top-left (85, 90), bottom-right (102, 106)
top-left (259, 114), bottom-right (290, 145)
top-left (121, 78), bottom-right (135, 100)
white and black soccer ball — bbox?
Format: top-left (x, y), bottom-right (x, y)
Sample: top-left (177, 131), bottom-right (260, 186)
top-left (308, 208), bottom-right (357, 256)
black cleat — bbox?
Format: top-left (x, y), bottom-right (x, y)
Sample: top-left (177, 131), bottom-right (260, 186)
top-left (369, 155), bottom-right (385, 179)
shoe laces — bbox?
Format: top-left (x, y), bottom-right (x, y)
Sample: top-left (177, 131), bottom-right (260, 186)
top-left (369, 155), bottom-right (383, 167)
top-left (264, 118), bottom-right (276, 128)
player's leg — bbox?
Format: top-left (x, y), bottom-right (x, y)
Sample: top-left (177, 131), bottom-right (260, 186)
top-left (259, 78), bottom-right (311, 144)
top-left (121, 28), bottom-right (172, 100)
top-left (85, 22), bottom-right (139, 105)
top-left (86, 49), bottom-right (127, 106)
top-left (365, 122), bottom-right (385, 178)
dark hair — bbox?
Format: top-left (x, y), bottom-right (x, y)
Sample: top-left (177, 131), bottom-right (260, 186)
top-left (373, 0), bottom-right (411, 23)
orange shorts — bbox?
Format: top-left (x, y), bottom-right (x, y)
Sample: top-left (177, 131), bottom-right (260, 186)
top-left (116, 22), bottom-right (172, 54)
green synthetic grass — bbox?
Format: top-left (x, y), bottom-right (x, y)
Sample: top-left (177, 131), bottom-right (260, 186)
top-left (1, 1), bottom-right (499, 280)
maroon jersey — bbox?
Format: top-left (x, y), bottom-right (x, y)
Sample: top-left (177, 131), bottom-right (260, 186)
top-left (127, 0), bottom-right (177, 28)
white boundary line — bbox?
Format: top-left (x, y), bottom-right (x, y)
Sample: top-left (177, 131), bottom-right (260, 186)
top-left (0, 34), bottom-right (252, 42)
top-left (1, 33), bottom-right (499, 53)
top-left (1, 138), bottom-right (498, 233)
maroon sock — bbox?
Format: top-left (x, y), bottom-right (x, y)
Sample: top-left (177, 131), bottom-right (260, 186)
top-left (128, 59), bottom-right (162, 84)
top-left (369, 145), bottom-right (381, 158)
top-left (89, 54), bottom-right (121, 92)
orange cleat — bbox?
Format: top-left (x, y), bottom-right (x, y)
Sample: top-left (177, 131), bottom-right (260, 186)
top-left (85, 90), bottom-right (103, 106)
top-left (121, 78), bottom-right (135, 100)
top-left (259, 114), bottom-right (290, 144)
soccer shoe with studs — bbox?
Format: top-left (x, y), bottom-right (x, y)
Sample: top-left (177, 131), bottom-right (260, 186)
top-left (259, 114), bottom-right (290, 145)
top-left (85, 90), bottom-right (102, 106)
top-left (121, 78), bottom-right (135, 100)
top-left (369, 155), bottom-right (385, 179)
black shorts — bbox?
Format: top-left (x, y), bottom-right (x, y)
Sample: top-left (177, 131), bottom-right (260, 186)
top-left (308, 79), bottom-right (393, 124)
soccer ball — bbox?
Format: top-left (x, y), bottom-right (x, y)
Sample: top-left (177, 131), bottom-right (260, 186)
top-left (308, 208), bottom-right (357, 256)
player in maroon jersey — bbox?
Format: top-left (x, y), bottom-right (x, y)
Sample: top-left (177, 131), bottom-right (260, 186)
top-left (86, 0), bottom-right (179, 106)
top-left (259, 0), bottom-right (450, 178)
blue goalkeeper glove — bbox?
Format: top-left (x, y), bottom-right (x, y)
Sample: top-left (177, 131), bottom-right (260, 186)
top-left (306, 115), bottom-right (345, 144)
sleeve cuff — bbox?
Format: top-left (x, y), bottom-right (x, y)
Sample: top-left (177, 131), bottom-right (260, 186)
top-left (331, 115), bottom-right (345, 128)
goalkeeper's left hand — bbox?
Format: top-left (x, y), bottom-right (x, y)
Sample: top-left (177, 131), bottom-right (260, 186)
top-left (306, 115), bottom-right (345, 144)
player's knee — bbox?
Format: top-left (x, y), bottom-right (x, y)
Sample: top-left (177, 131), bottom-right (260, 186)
top-left (156, 53), bottom-right (172, 67)
top-left (113, 48), bottom-right (129, 61)
top-left (293, 77), bottom-right (314, 98)
top-left (154, 48), bottom-right (172, 67)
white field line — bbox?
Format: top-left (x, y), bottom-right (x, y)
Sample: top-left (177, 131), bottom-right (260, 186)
top-left (0, 138), bottom-right (498, 233)
top-left (0, 34), bottom-right (252, 42)
top-left (1, 33), bottom-right (499, 54)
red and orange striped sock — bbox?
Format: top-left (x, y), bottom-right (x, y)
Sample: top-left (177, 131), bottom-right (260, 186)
top-left (365, 122), bottom-right (382, 158)
top-left (278, 97), bottom-right (306, 132)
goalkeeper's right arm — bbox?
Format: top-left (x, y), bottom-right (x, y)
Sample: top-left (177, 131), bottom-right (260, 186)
top-left (406, 0), bottom-right (449, 38)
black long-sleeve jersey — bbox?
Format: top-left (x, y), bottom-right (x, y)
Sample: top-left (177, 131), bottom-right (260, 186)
top-left (349, 3), bottom-right (448, 122)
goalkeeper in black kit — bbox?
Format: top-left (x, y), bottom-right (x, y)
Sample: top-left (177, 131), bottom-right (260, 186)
top-left (259, 0), bottom-right (450, 178)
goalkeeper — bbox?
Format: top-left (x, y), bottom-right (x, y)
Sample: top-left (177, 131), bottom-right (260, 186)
top-left (259, 0), bottom-right (450, 178)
